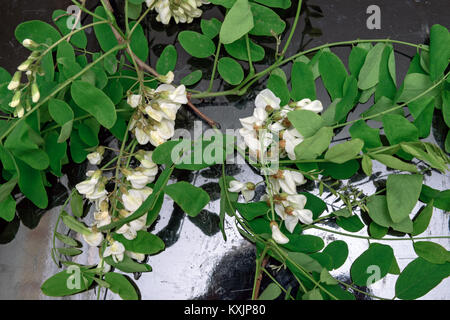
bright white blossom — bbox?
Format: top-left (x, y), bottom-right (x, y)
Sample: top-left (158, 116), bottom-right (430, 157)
top-left (103, 240), bottom-right (126, 263)
top-left (269, 170), bottom-right (306, 195)
top-left (82, 228), bottom-right (104, 247)
top-left (273, 194), bottom-right (313, 232)
top-left (146, 0), bottom-right (207, 25)
top-left (228, 180), bottom-right (256, 202)
top-left (294, 98), bottom-right (323, 113)
top-left (270, 221), bottom-right (289, 244)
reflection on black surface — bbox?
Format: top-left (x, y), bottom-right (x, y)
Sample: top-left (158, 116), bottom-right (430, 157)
top-left (156, 204), bottom-right (185, 248)
top-left (188, 209), bottom-right (220, 237)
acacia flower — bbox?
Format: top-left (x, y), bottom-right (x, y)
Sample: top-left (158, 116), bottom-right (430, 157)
top-left (87, 146), bottom-right (105, 166)
top-left (270, 221), bottom-right (289, 244)
top-left (7, 71), bottom-right (21, 91)
top-left (274, 194), bottom-right (313, 232)
top-left (269, 169), bottom-right (306, 195)
top-left (294, 98), bottom-right (323, 113)
top-left (82, 228), bottom-right (104, 247)
top-left (228, 180), bottom-right (256, 202)
top-left (103, 240), bottom-right (126, 263)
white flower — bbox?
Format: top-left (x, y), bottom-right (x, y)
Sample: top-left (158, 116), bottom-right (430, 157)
top-left (282, 129), bottom-right (304, 160)
top-left (137, 150), bottom-right (157, 169)
top-left (85, 184), bottom-right (108, 201)
top-left (158, 71), bottom-right (174, 84)
top-left (22, 39), bottom-right (38, 49)
top-left (127, 94), bottom-right (142, 108)
top-left (228, 180), bottom-right (256, 202)
top-left (94, 210), bottom-right (111, 228)
top-left (156, 84), bottom-right (188, 105)
top-left (274, 194), bottom-right (313, 232)
top-left (31, 82), bottom-right (40, 103)
top-left (9, 91), bottom-right (21, 108)
top-left (116, 224), bottom-right (138, 240)
top-left (75, 170), bottom-right (101, 195)
top-left (255, 89), bottom-right (281, 112)
top-left (126, 170), bottom-right (152, 189)
top-left (82, 228), bottom-right (104, 247)
top-left (270, 221), bottom-right (289, 244)
top-left (126, 251), bottom-right (146, 262)
top-left (87, 152), bottom-right (102, 165)
top-left (122, 187), bottom-right (153, 212)
top-left (135, 126), bottom-right (150, 145)
top-left (295, 99), bottom-right (323, 113)
top-left (269, 170), bottom-right (306, 195)
top-left (7, 71), bottom-right (21, 91)
top-left (103, 240), bottom-right (125, 263)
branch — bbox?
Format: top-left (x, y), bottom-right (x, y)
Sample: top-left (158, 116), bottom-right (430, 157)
top-left (187, 93), bottom-right (220, 128)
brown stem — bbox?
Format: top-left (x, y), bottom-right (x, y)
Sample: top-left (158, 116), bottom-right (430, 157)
top-left (187, 93), bottom-right (220, 128)
top-left (253, 256), bottom-right (269, 300)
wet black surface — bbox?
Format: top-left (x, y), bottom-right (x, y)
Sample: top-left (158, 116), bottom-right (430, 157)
top-left (0, 0), bottom-right (449, 300)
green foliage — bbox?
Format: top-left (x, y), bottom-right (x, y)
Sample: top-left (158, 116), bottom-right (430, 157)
top-left (218, 57), bottom-right (244, 85)
top-left (220, 0), bottom-right (254, 44)
top-left (178, 31), bottom-right (216, 58)
top-left (164, 182), bottom-right (210, 217)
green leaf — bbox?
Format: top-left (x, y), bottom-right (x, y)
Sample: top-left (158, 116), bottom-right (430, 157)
top-left (201, 18), bottom-right (222, 39)
top-left (71, 81), bottom-right (117, 129)
top-left (16, 158), bottom-right (48, 209)
top-left (286, 252), bottom-right (323, 273)
top-left (258, 283), bottom-right (282, 300)
top-left (300, 192), bottom-right (327, 219)
top-left (335, 76), bottom-right (358, 122)
top-left (164, 182), bottom-right (210, 217)
top-left (322, 240), bottom-right (348, 270)
top-left (127, 22), bottom-right (148, 62)
top-left (294, 127), bottom-right (333, 160)
top-left (370, 154), bottom-right (418, 173)
top-left (336, 215), bottom-right (364, 232)
top-left (398, 73), bottom-right (439, 102)
top-left (383, 114), bottom-right (419, 148)
top-left (267, 73), bottom-right (289, 106)
top-left (218, 57), bottom-right (244, 85)
top-left (180, 70), bottom-right (202, 86)
top-left (349, 45), bottom-right (369, 78)
top-left (358, 43), bottom-right (385, 90)
top-left (0, 177), bottom-right (18, 204)
top-left (319, 52), bottom-right (348, 100)
top-left (366, 195), bottom-right (413, 233)
top-left (218, 175), bottom-right (237, 240)
top-left (224, 36), bottom-right (265, 62)
top-left (413, 241), bottom-right (450, 265)
top-left (15, 20), bottom-right (61, 46)
top-left (93, 7), bottom-right (119, 52)
top-left (302, 288), bottom-right (323, 300)
top-left (71, 192), bottom-right (84, 218)
top-left (375, 45), bottom-right (397, 101)
top-left (370, 223), bottom-right (388, 241)
top-left (52, 10), bottom-right (87, 49)
top-left (361, 96), bottom-right (403, 122)
top-left (386, 174), bottom-right (423, 223)
top-left (350, 243), bottom-right (394, 286)
top-left (395, 257), bottom-right (450, 300)
top-left (220, 0), bottom-right (254, 44)
top-left (429, 24), bottom-right (450, 81)
top-left (57, 247), bottom-right (82, 256)
top-left (44, 132), bottom-right (67, 177)
top-left (361, 154), bottom-right (372, 176)
top-left (0, 195), bottom-right (16, 222)
top-left (235, 201), bottom-right (269, 221)
top-left (412, 201), bottom-right (434, 236)
top-left (320, 269), bottom-right (338, 285)
top-left (291, 61), bottom-right (316, 101)
top-left (349, 120), bottom-right (382, 151)
top-left (252, 0), bottom-right (291, 9)
top-left (318, 160), bottom-right (360, 180)
top-left (61, 211), bottom-right (90, 235)
top-left (287, 110), bottom-right (323, 138)
top-left (55, 232), bottom-right (79, 247)
top-left (104, 273), bottom-right (138, 300)
top-left (112, 231), bottom-right (165, 255)
top-left (41, 270), bottom-right (92, 297)
top-left (178, 31), bottom-right (216, 58)
top-left (104, 255), bottom-right (152, 273)
top-left (324, 139), bottom-right (363, 164)
top-left (249, 3), bottom-right (285, 36)
top-left (283, 234), bottom-right (324, 253)
top-left (156, 45), bottom-right (177, 75)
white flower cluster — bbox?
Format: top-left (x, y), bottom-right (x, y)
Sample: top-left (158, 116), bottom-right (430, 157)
top-left (236, 89), bottom-right (325, 245)
top-left (74, 150), bottom-right (160, 267)
top-left (238, 89), bottom-right (323, 161)
top-left (127, 84), bottom-right (188, 147)
top-left (145, 0), bottom-right (208, 24)
top-left (7, 39), bottom-right (42, 118)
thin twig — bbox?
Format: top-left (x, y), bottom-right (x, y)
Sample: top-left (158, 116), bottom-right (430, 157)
top-left (253, 256), bottom-right (269, 300)
top-left (187, 93), bottom-right (219, 128)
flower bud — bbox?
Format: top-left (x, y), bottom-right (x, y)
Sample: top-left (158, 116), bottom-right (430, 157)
top-left (7, 71), bottom-right (21, 91)
top-left (31, 81), bottom-right (40, 103)
top-left (245, 182), bottom-right (256, 191)
top-left (17, 59), bottom-right (33, 72)
top-left (270, 221), bottom-right (289, 244)
top-left (9, 90), bottom-right (21, 108)
top-left (158, 71), bottom-right (174, 84)
top-left (22, 38), bottom-right (39, 50)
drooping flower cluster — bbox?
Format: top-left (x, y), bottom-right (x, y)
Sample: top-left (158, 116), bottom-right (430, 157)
top-left (145, 0), bottom-right (208, 24)
top-left (7, 39), bottom-right (43, 118)
top-left (75, 149), bottom-right (160, 267)
top-left (127, 84), bottom-right (188, 147)
top-left (236, 89), bottom-right (324, 244)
